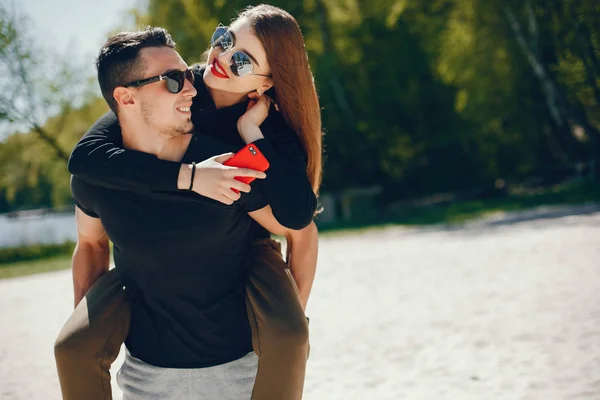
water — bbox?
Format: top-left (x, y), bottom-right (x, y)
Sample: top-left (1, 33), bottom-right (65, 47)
top-left (0, 211), bottom-right (76, 248)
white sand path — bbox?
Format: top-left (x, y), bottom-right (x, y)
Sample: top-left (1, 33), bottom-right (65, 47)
top-left (1, 205), bottom-right (599, 400)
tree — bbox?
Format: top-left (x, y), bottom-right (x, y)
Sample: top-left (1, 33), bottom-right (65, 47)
top-left (0, 2), bottom-right (108, 212)
top-left (503, 0), bottom-right (599, 161)
top-left (4, 0), bottom-right (595, 212)
top-left (0, 2), bottom-right (92, 161)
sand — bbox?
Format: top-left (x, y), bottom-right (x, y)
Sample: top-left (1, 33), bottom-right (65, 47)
top-left (1, 204), bottom-right (599, 400)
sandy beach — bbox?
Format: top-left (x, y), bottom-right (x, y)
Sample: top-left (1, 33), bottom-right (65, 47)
top-left (1, 204), bottom-right (599, 400)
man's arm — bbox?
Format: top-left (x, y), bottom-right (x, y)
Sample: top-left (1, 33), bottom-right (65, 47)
top-left (248, 206), bottom-right (318, 310)
top-left (72, 207), bottom-right (110, 307)
top-left (284, 221), bottom-right (318, 310)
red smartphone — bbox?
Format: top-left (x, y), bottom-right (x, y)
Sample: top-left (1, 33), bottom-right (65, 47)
top-left (223, 143), bottom-right (270, 193)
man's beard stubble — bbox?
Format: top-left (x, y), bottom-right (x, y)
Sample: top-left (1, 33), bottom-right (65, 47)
top-left (141, 100), bottom-right (194, 138)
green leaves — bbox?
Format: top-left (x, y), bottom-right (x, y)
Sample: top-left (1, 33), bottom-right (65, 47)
top-left (1, 0), bottom-right (598, 213)
top-left (94, 0), bottom-right (600, 195)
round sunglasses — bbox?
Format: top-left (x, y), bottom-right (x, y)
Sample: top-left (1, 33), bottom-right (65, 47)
top-left (123, 69), bottom-right (195, 94)
top-left (211, 26), bottom-right (271, 78)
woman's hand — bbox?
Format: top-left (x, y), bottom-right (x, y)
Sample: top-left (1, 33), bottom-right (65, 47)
top-left (177, 153), bottom-right (266, 205)
top-left (237, 93), bottom-right (274, 144)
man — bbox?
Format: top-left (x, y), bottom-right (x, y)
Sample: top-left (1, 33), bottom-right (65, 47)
top-left (55, 27), bottom-right (317, 399)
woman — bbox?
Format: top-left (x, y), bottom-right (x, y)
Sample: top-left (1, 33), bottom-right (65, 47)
top-left (55, 5), bottom-right (322, 400)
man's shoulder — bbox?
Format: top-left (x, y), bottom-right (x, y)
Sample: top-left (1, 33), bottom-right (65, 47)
top-left (83, 111), bottom-right (121, 138)
top-left (70, 174), bottom-right (94, 193)
top-left (70, 174), bottom-right (142, 199)
top-left (70, 175), bottom-right (113, 203)
top-left (70, 175), bottom-right (101, 217)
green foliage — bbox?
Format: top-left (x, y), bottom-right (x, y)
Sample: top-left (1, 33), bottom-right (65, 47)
top-left (317, 179), bottom-right (600, 231)
top-left (0, 254), bottom-right (72, 279)
top-left (0, 97), bottom-right (109, 212)
top-left (1, 0), bottom-right (599, 213)
top-left (0, 3), bottom-right (109, 212)
top-left (0, 240), bottom-right (75, 264)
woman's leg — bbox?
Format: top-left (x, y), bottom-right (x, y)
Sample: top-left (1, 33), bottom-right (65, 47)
top-left (245, 238), bottom-right (310, 400)
top-left (54, 268), bottom-right (130, 400)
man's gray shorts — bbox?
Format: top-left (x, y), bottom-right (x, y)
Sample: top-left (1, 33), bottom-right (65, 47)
top-left (117, 350), bottom-right (258, 399)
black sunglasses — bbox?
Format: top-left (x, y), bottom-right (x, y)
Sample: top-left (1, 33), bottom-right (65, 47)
top-left (123, 69), bottom-right (195, 94)
top-left (211, 26), bottom-right (271, 78)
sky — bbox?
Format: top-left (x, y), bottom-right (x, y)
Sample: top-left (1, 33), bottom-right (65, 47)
top-left (0, 0), bottom-right (143, 137)
top-left (18, 0), bottom-right (143, 79)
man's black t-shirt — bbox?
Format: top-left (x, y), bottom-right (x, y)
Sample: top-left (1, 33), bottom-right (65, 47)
top-left (72, 134), bottom-right (267, 368)
top-left (68, 65), bottom-right (318, 368)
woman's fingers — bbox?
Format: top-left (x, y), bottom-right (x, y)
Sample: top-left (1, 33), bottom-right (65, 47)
top-left (216, 194), bottom-right (235, 205)
top-left (212, 153), bottom-right (235, 164)
top-left (226, 168), bottom-right (266, 179)
top-left (229, 180), bottom-right (252, 193)
top-left (222, 189), bottom-right (242, 202)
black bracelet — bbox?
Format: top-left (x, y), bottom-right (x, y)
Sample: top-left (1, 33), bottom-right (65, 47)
top-left (189, 162), bottom-right (196, 191)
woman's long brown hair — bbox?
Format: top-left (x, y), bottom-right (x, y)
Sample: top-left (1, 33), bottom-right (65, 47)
top-left (235, 5), bottom-right (323, 195)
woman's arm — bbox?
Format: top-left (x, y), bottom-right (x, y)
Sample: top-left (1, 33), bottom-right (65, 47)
top-left (68, 111), bottom-right (181, 192)
top-left (252, 135), bottom-right (317, 229)
top-left (238, 100), bottom-right (317, 230)
top-left (68, 112), bottom-right (265, 203)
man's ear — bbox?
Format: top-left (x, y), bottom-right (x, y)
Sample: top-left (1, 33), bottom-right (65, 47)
top-left (113, 87), bottom-right (136, 107)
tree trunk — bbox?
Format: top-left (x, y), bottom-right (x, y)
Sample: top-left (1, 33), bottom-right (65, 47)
top-left (32, 124), bottom-right (70, 162)
top-left (314, 0), bottom-right (356, 128)
top-left (503, 3), bottom-right (591, 159)
top-left (503, 4), bottom-right (565, 128)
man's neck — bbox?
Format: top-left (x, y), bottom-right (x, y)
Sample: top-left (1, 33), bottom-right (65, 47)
top-left (119, 117), bottom-right (191, 162)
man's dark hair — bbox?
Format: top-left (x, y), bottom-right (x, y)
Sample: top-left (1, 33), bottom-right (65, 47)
top-left (95, 27), bottom-right (176, 113)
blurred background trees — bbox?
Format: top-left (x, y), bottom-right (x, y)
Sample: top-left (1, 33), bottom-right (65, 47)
top-left (1, 0), bottom-right (598, 213)
top-left (0, 1), bottom-right (109, 212)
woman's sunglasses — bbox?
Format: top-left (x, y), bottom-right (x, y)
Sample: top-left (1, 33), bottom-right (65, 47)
top-left (211, 26), bottom-right (271, 78)
top-left (123, 69), bottom-right (195, 94)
